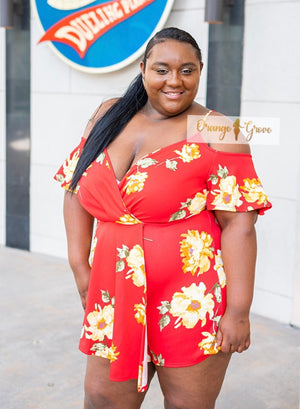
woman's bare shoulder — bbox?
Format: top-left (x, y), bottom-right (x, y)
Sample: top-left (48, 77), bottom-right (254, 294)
top-left (82, 98), bottom-right (119, 139)
top-left (201, 109), bottom-right (251, 155)
top-left (190, 102), bottom-right (211, 116)
top-left (90, 98), bottom-right (119, 121)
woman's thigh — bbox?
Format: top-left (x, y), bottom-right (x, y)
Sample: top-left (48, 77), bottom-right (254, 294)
top-left (156, 352), bottom-right (231, 409)
top-left (84, 356), bottom-right (156, 409)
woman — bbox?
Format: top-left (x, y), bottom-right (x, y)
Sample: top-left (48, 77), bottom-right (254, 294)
top-left (55, 27), bottom-right (272, 409)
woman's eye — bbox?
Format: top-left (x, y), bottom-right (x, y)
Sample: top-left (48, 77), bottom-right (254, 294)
top-left (156, 69), bottom-right (168, 74)
top-left (181, 69), bottom-right (193, 74)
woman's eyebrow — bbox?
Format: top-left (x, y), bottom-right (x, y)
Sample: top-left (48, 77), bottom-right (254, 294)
top-left (181, 62), bottom-right (198, 68)
top-left (151, 62), bottom-right (198, 67)
top-left (151, 62), bottom-right (169, 67)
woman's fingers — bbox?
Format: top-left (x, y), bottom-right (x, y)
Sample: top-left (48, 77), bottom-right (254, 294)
top-left (216, 313), bottom-right (251, 354)
top-left (215, 327), bottom-right (223, 348)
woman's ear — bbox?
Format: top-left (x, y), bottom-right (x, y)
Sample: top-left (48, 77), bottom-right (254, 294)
top-left (140, 61), bottom-right (145, 78)
top-left (200, 62), bottom-right (204, 74)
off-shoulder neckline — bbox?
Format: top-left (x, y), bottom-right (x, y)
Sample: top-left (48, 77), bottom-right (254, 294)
top-left (104, 135), bottom-right (252, 188)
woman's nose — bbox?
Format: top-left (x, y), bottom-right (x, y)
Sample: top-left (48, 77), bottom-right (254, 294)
top-left (166, 71), bottom-right (182, 86)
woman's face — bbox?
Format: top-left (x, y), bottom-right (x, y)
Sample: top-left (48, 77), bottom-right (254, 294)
top-left (140, 39), bottom-right (203, 118)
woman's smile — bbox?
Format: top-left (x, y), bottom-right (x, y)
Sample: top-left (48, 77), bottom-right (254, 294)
top-left (162, 90), bottom-right (184, 99)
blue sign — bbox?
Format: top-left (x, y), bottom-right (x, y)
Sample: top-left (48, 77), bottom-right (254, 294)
top-left (31, 0), bottom-right (174, 73)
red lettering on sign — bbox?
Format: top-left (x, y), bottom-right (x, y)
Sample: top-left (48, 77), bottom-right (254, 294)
top-left (39, 0), bottom-right (155, 58)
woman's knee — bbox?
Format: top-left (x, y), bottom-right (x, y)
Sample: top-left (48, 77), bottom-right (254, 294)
top-left (84, 379), bottom-right (114, 409)
top-left (164, 395), bottom-right (184, 409)
top-left (84, 377), bottom-right (146, 409)
top-left (164, 395), bottom-right (214, 409)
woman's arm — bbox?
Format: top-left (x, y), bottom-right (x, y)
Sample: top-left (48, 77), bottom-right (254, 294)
top-left (214, 210), bottom-right (258, 353)
top-left (61, 100), bottom-right (119, 307)
top-left (63, 191), bottom-right (94, 309)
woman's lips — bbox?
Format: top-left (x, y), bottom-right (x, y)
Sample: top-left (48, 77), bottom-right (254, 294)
top-left (162, 91), bottom-right (184, 99)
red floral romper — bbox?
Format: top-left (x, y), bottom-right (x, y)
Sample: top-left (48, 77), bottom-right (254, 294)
top-left (55, 129), bottom-right (272, 392)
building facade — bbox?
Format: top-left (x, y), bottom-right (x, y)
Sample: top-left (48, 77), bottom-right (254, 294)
top-left (1, 0), bottom-right (300, 326)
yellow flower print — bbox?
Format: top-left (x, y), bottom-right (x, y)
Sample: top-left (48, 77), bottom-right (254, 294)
top-left (116, 214), bottom-right (141, 225)
top-left (138, 363), bottom-right (147, 392)
top-left (55, 173), bottom-right (65, 184)
top-left (89, 236), bottom-right (97, 267)
top-left (241, 178), bottom-right (269, 205)
top-left (169, 190), bottom-right (208, 221)
top-left (123, 172), bottom-right (148, 195)
top-left (91, 343), bottom-right (119, 362)
top-left (96, 152), bottom-right (105, 164)
top-left (55, 147), bottom-right (91, 193)
top-left (211, 175), bottom-right (243, 211)
top-left (85, 304), bottom-right (114, 341)
top-left (198, 332), bottom-right (220, 355)
top-left (126, 245), bottom-right (146, 288)
top-left (170, 282), bottom-right (215, 328)
top-left (138, 364), bottom-right (143, 381)
top-left (174, 144), bottom-right (201, 163)
top-left (55, 148), bottom-right (81, 191)
top-left (180, 230), bottom-right (213, 276)
top-left (134, 299), bottom-right (146, 325)
top-left (187, 190), bottom-right (208, 215)
top-left (150, 351), bottom-right (165, 366)
top-left (62, 148), bottom-right (80, 186)
top-left (214, 250), bottom-right (226, 288)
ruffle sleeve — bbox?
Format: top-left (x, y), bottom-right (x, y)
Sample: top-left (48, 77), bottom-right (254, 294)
top-left (206, 150), bottom-right (272, 215)
top-left (53, 137), bottom-right (86, 193)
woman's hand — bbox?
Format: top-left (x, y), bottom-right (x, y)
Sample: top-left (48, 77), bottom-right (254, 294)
top-left (72, 262), bottom-right (91, 310)
top-left (216, 309), bottom-right (250, 353)
top-left (63, 191), bottom-right (94, 310)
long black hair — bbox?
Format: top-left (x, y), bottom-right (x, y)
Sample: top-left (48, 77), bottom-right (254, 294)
top-left (69, 27), bottom-right (202, 191)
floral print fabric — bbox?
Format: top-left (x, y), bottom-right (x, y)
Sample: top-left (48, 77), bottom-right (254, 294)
top-left (54, 136), bottom-right (271, 392)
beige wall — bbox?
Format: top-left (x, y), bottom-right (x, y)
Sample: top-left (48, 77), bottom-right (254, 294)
top-left (241, 0), bottom-right (300, 324)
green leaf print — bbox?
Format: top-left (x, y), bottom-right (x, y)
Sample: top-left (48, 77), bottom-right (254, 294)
top-left (169, 209), bottom-right (186, 222)
top-left (157, 301), bottom-right (171, 315)
top-left (212, 316), bottom-right (221, 325)
top-left (117, 245), bottom-right (130, 259)
top-left (159, 314), bottom-right (171, 331)
top-left (214, 284), bottom-right (222, 303)
top-left (208, 174), bottom-right (219, 185)
top-left (165, 159), bottom-right (178, 171)
top-left (96, 152), bottom-right (105, 164)
top-left (91, 342), bottom-right (106, 353)
top-left (101, 290), bottom-right (111, 304)
top-left (217, 165), bottom-right (229, 179)
top-left (156, 354), bottom-right (165, 366)
top-left (180, 198), bottom-right (192, 209)
top-left (157, 301), bottom-right (171, 331)
top-left (151, 351), bottom-right (165, 366)
top-left (116, 260), bottom-right (125, 272)
top-left (56, 174), bottom-right (64, 183)
top-left (137, 158), bottom-right (158, 168)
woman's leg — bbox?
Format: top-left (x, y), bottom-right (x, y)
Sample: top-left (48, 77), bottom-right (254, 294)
top-left (84, 356), bottom-right (156, 409)
top-left (156, 352), bottom-right (231, 409)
